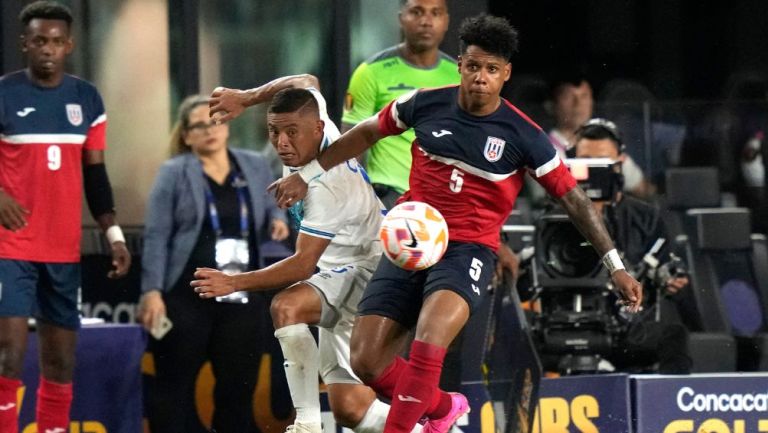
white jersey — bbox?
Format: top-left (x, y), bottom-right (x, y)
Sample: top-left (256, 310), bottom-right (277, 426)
top-left (286, 87), bottom-right (384, 270)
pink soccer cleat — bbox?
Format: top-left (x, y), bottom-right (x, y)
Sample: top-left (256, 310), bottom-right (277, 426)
top-left (423, 392), bottom-right (470, 433)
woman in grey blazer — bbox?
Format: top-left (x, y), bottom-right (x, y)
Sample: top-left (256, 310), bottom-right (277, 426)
top-left (138, 95), bottom-right (290, 433)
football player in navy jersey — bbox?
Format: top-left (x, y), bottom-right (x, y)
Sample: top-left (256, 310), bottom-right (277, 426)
top-left (0, 2), bottom-right (130, 433)
top-left (269, 14), bottom-right (642, 433)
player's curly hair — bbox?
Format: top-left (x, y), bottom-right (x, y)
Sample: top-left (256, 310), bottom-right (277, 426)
top-left (459, 14), bottom-right (519, 61)
top-left (20, 1), bottom-right (72, 27)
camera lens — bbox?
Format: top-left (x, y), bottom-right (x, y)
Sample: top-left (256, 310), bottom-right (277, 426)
top-left (541, 221), bottom-right (600, 279)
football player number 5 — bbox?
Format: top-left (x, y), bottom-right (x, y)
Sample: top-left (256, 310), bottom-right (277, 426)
top-left (47, 145), bottom-right (61, 171)
top-left (449, 168), bottom-right (464, 193)
top-left (469, 257), bottom-right (483, 281)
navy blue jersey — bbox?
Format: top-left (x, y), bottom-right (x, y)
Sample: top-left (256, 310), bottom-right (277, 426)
top-left (378, 85), bottom-right (576, 250)
top-left (0, 70), bottom-right (107, 262)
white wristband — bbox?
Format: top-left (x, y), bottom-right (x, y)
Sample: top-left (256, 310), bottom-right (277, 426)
top-left (602, 249), bottom-right (625, 274)
top-left (297, 159), bottom-right (325, 183)
top-left (106, 225), bottom-right (125, 244)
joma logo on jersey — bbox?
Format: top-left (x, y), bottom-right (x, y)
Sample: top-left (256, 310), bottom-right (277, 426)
top-left (66, 104), bottom-right (83, 126)
top-left (483, 136), bottom-right (505, 162)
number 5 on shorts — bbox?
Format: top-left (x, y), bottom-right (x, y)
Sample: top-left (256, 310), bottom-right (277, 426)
top-left (468, 257), bottom-right (483, 281)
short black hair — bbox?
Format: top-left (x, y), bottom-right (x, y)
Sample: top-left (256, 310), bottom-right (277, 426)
top-left (573, 118), bottom-right (624, 154)
top-left (550, 76), bottom-right (591, 99)
top-left (268, 88), bottom-right (319, 117)
top-left (459, 14), bottom-right (518, 61)
top-left (20, 1), bottom-right (73, 27)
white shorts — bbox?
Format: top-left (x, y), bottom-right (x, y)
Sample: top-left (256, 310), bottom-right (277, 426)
top-left (305, 260), bottom-right (375, 385)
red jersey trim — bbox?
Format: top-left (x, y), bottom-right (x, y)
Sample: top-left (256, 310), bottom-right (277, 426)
top-left (0, 134), bottom-right (86, 145)
top-left (378, 100), bottom-right (405, 136)
top-left (419, 146), bottom-right (518, 181)
top-left (84, 120), bottom-right (107, 150)
top-left (536, 161), bottom-right (577, 198)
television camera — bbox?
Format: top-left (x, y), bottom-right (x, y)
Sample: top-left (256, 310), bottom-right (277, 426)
top-left (520, 158), bottom-right (685, 374)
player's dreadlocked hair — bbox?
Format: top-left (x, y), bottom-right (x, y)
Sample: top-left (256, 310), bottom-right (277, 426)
top-left (269, 88), bottom-right (319, 118)
top-left (20, 1), bottom-right (73, 27)
top-left (459, 14), bottom-right (519, 62)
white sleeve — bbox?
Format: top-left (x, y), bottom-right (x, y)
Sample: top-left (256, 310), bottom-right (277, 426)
top-left (298, 177), bottom-right (347, 240)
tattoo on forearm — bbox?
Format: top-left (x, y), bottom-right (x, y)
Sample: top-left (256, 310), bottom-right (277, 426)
top-left (559, 188), bottom-right (615, 256)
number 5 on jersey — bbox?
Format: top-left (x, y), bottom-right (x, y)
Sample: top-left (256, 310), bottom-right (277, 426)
top-left (449, 168), bottom-right (464, 193)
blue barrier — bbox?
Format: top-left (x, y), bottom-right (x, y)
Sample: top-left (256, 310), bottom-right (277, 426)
top-left (20, 324), bottom-right (144, 433)
top-left (633, 374), bottom-right (768, 433)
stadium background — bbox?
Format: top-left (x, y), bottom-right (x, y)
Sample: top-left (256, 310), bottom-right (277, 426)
top-left (2, 1), bottom-right (768, 432)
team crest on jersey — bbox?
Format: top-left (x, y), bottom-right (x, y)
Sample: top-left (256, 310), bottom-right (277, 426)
top-left (483, 136), bottom-right (505, 162)
top-left (66, 104), bottom-right (83, 126)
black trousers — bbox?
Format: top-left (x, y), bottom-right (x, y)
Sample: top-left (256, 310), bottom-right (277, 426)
top-left (612, 320), bottom-right (692, 374)
top-left (147, 281), bottom-right (278, 433)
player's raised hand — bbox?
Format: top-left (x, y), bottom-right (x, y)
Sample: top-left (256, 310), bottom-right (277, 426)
top-left (108, 241), bottom-right (131, 279)
top-left (191, 267), bottom-right (236, 298)
top-left (209, 86), bottom-right (246, 124)
top-left (0, 189), bottom-right (29, 231)
top-left (268, 172), bottom-right (308, 209)
top-left (611, 269), bottom-right (643, 313)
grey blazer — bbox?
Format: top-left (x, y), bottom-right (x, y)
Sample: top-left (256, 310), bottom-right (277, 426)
top-left (141, 148), bottom-right (286, 293)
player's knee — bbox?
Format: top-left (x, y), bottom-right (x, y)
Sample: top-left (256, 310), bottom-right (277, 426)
top-left (39, 351), bottom-right (75, 381)
top-left (350, 351), bottom-right (380, 384)
top-left (0, 343), bottom-right (26, 379)
top-left (270, 294), bottom-right (303, 328)
top-left (329, 389), bottom-right (371, 428)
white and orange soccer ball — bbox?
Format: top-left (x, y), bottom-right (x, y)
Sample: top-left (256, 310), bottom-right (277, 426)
top-left (379, 201), bottom-right (449, 271)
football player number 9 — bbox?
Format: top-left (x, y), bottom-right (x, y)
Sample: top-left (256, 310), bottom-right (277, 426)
top-left (449, 168), bottom-right (464, 193)
top-left (47, 145), bottom-right (61, 171)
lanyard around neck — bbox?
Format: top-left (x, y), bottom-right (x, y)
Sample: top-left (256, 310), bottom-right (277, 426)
top-left (203, 169), bottom-right (249, 239)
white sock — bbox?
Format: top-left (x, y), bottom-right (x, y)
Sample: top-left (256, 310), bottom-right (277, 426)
top-left (275, 323), bottom-right (322, 425)
top-left (353, 399), bottom-right (422, 433)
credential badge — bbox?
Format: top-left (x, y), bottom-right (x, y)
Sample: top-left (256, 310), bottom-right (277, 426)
top-left (66, 104), bottom-right (83, 126)
top-left (483, 136), bottom-right (505, 162)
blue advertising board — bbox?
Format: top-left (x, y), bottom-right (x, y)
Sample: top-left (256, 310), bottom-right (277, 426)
top-left (534, 374), bottom-right (632, 433)
top-left (19, 324), bottom-right (144, 433)
top-left (633, 373), bottom-right (768, 433)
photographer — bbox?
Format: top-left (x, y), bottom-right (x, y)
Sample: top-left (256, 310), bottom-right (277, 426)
top-left (569, 118), bottom-right (693, 374)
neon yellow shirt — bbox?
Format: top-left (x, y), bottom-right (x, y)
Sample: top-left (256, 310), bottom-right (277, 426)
top-left (342, 46), bottom-right (459, 193)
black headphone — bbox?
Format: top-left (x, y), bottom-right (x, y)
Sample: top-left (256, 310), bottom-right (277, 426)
top-left (566, 118), bottom-right (626, 157)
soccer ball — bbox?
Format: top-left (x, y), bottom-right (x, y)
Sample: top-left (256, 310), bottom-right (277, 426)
top-left (379, 201), bottom-right (449, 271)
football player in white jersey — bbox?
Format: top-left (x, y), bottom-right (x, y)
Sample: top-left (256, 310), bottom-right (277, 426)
top-left (191, 75), bottom-right (419, 433)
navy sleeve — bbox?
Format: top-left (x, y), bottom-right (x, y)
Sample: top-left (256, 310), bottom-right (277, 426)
top-left (525, 129), bottom-right (560, 177)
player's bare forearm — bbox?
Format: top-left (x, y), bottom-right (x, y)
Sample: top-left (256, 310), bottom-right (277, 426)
top-left (210, 74), bottom-right (320, 123)
top-left (243, 74), bottom-right (320, 106)
top-left (557, 186), bottom-right (616, 256)
top-left (318, 117), bottom-right (384, 171)
top-left (340, 122), bottom-right (355, 133)
top-left (240, 254), bottom-right (314, 291)
top-left (193, 233), bottom-right (329, 297)
top-left (192, 252), bottom-right (316, 298)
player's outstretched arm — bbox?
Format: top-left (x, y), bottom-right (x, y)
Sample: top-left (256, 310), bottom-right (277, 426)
top-left (191, 232), bottom-right (330, 298)
top-left (557, 186), bottom-right (643, 312)
top-left (83, 149), bottom-right (131, 279)
top-left (269, 116), bottom-right (385, 208)
top-left (209, 74), bottom-right (321, 123)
